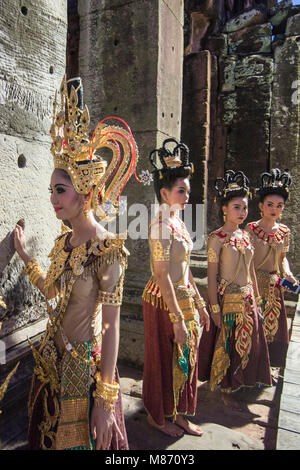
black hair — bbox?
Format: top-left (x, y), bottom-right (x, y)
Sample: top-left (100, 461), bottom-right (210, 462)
top-left (221, 188), bottom-right (249, 207)
top-left (215, 170), bottom-right (250, 205)
top-left (153, 166), bottom-right (193, 203)
top-left (256, 169), bottom-right (291, 203)
top-left (149, 138), bottom-right (193, 203)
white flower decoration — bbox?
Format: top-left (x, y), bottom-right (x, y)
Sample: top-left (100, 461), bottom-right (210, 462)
top-left (139, 169), bottom-right (153, 186)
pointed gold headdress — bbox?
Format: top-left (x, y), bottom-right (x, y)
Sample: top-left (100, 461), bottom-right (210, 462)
top-left (50, 76), bottom-right (139, 219)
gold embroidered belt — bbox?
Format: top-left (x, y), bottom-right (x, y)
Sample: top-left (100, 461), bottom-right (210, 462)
top-left (142, 277), bottom-right (197, 321)
top-left (210, 282), bottom-right (254, 391)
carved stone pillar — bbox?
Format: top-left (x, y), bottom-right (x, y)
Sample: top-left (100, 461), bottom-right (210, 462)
top-left (77, 0), bottom-right (184, 367)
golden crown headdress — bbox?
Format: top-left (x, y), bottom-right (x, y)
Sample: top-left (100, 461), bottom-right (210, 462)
top-left (149, 138), bottom-right (194, 177)
top-left (50, 76), bottom-right (139, 220)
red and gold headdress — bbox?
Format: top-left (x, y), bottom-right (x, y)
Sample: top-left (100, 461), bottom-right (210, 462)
top-left (50, 76), bottom-right (139, 220)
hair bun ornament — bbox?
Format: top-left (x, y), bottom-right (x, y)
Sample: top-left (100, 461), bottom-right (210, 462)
top-left (256, 168), bottom-right (292, 200)
top-left (214, 170), bottom-right (251, 201)
top-left (149, 138), bottom-right (193, 173)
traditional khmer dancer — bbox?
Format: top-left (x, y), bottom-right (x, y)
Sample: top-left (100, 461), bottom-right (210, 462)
top-left (245, 169), bottom-right (296, 364)
top-left (13, 76), bottom-right (139, 450)
top-left (142, 139), bottom-right (210, 437)
top-left (198, 170), bottom-right (271, 406)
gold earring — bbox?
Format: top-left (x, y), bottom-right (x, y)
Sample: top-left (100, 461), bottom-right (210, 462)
top-left (279, 213), bottom-right (282, 221)
top-left (260, 210), bottom-right (264, 218)
top-left (223, 212), bottom-right (227, 222)
top-left (83, 202), bottom-right (89, 219)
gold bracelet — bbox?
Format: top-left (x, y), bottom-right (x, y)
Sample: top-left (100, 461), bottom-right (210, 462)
top-left (194, 297), bottom-right (206, 310)
top-left (210, 304), bottom-right (220, 314)
top-left (93, 372), bottom-right (120, 411)
top-left (24, 258), bottom-right (39, 275)
top-left (29, 268), bottom-right (44, 286)
top-left (255, 296), bottom-right (263, 306)
top-left (24, 259), bottom-right (45, 286)
top-left (169, 312), bottom-right (184, 323)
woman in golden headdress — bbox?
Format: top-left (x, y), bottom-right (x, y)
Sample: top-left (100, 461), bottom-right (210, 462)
top-left (14, 77), bottom-right (139, 450)
top-left (245, 169), bottom-right (296, 364)
top-left (198, 171), bottom-right (271, 404)
top-left (142, 139), bottom-right (210, 437)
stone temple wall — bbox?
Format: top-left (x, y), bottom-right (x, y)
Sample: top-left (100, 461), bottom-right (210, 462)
top-left (182, 0), bottom-right (300, 278)
top-left (0, 1), bottom-right (67, 338)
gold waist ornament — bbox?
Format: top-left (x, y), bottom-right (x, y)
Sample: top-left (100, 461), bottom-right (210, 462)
top-left (142, 277), bottom-right (197, 321)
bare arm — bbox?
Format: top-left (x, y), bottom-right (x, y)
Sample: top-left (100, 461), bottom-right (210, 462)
top-left (250, 259), bottom-right (260, 298)
top-left (100, 305), bottom-right (120, 383)
top-left (90, 304), bottom-right (124, 450)
top-left (207, 261), bottom-right (222, 328)
top-left (14, 224), bottom-right (57, 299)
top-left (280, 253), bottom-right (297, 284)
top-left (188, 268), bottom-right (210, 331)
top-left (154, 260), bottom-right (188, 345)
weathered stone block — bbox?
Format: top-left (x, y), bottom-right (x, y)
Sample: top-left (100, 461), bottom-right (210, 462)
top-left (270, 2), bottom-right (291, 27)
top-left (228, 23), bottom-right (272, 55)
top-left (204, 34), bottom-right (228, 56)
top-left (223, 8), bottom-right (266, 33)
top-left (286, 13), bottom-right (300, 36)
top-left (234, 55), bottom-right (274, 88)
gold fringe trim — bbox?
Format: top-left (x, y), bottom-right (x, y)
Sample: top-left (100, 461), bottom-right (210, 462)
top-left (0, 362), bottom-right (19, 414)
top-left (142, 278), bottom-right (197, 321)
top-left (142, 279), bottom-right (168, 310)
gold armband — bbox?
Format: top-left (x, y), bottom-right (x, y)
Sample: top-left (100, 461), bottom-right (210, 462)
top-left (210, 304), bottom-right (221, 314)
top-left (24, 259), bottom-right (45, 287)
top-left (207, 247), bottom-right (218, 263)
top-left (97, 289), bottom-right (122, 306)
top-left (93, 372), bottom-right (120, 411)
top-left (169, 312), bottom-right (184, 323)
top-left (152, 240), bottom-right (170, 262)
top-left (194, 297), bottom-right (206, 310)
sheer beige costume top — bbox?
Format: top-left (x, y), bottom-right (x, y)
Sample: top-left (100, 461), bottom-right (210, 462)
top-left (245, 222), bottom-right (290, 275)
top-left (44, 230), bottom-right (128, 354)
top-left (207, 228), bottom-right (254, 287)
top-left (142, 213), bottom-right (198, 311)
top-left (149, 214), bottom-right (193, 286)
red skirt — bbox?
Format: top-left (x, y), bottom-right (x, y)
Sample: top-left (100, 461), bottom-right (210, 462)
top-left (142, 299), bottom-right (198, 427)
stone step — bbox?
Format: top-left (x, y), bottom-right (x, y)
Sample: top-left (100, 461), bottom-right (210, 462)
top-left (191, 249), bottom-right (207, 259)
